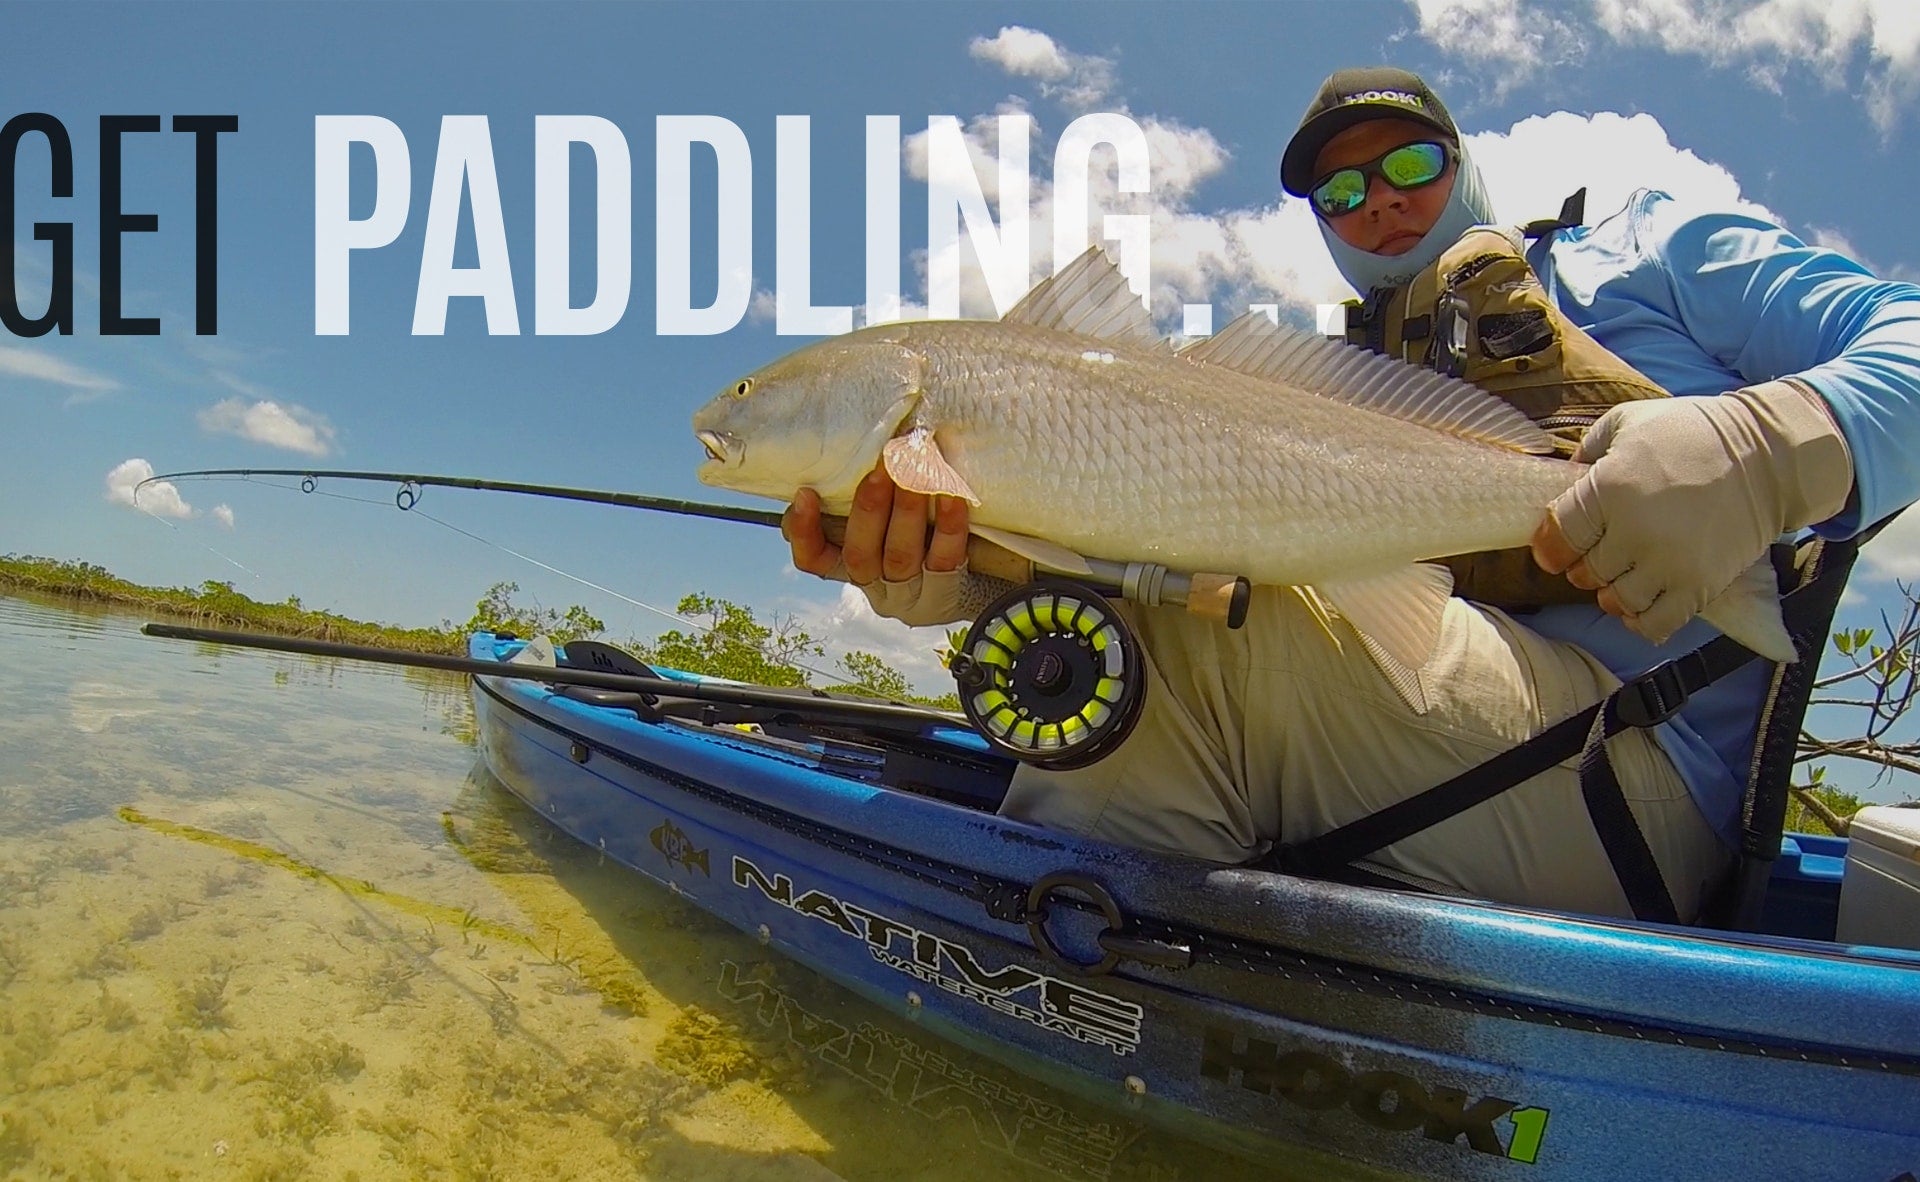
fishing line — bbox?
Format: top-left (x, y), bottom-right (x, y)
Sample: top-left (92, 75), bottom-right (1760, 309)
top-left (404, 504), bottom-right (863, 693)
top-left (159, 470), bottom-right (874, 695)
top-left (131, 501), bottom-right (265, 582)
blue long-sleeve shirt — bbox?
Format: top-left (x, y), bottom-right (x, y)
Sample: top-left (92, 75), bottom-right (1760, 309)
top-left (1522, 189), bottom-right (1920, 847)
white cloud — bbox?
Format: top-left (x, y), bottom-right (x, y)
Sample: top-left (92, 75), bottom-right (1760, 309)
top-left (1468, 110), bottom-right (1776, 228)
top-left (904, 105), bottom-right (1032, 204)
top-left (197, 397), bottom-right (337, 457)
top-left (211, 369), bottom-right (275, 400)
top-left (1559, 0), bottom-right (1920, 136)
top-left (858, 296), bottom-right (931, 328)
top-left (1413, 0), bottom-right (1920, 135)
top-left (746, 287), bottom-right (778, 325)
top-left (1802, 225), bottom-right (1920, 282)
top-left (1409, 0), bottom-right (1590, 95)
top-left (1806, 225), bottom-right (1863, 260)
top-left (794, 582), bottom-right (956, 696)
top-left (1859, 511), bottom-right (1920, 582)
top-left (899, 73), bottom-right (1256, 322)
top-left (970, 26), bottom-right (1071, 80)
top-left (969, 26), bottom-right (1116, 109)
top-left (0, 346), bottom-right (120, 394)
top-left (105, 458), bottom-right (193, 519)
top-left (908, 25), bottom-right (1835, 332)
top-left (211, 504), bottom-right (235, 530)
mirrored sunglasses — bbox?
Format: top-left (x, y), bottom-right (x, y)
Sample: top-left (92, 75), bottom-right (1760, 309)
top-left (1309, 141), bottom-right (1453, 218)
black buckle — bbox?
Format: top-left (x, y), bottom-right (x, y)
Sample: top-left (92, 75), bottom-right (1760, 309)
top-left (1615, 651), bottom-right (1709, 729)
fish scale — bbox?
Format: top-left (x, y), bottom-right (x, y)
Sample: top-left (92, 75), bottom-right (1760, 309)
top-left (893, 319), bottom-right (1572, 586)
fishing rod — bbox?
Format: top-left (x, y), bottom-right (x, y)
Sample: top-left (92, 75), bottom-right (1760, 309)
top-left (138, 467), bottom-right (784, 527)
top-left (141, 623), bottom-right (969, 731)
top-left (140, 467), bottom-right (1251, 625)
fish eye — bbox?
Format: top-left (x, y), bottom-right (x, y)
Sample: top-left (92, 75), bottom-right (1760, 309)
top-left (731, 379), bottom-right (753, 399)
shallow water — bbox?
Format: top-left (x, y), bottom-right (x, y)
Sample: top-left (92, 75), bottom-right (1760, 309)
top-left (0, 592), bottom-right (1320, 1182)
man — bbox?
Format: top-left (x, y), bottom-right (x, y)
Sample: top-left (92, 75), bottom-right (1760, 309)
top-left (782, 67), bottom-right (1920, 923)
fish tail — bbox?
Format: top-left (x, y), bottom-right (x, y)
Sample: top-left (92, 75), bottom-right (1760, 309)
top-left (690, 849), bottom-right (710, 875)
top-left (1696, 556), bottom-right (1795, 664)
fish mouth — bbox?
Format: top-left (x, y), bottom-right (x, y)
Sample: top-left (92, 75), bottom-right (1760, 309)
top-left (696, 430), bottom-right (737, 465)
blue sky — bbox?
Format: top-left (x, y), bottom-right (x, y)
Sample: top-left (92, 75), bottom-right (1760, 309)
top-left (8, 0), bottom-right (1920, 786)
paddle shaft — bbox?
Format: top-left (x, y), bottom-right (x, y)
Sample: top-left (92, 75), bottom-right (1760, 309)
top-left (140, 623), bottom-right (965, 727)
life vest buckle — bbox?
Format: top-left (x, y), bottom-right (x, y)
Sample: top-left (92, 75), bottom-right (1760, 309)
top-left (1434, 289), bottom-right (1471, 377)
top-left (1614, 651), bottom-right (1713, 729)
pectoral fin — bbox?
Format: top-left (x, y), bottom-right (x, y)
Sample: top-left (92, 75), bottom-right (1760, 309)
top-left (1695, 557), bottom-right (1796, 664)
top-left (882, 427), bottom-right (980, 505)
top-left (1316, 565), bottom-right (1455, 715)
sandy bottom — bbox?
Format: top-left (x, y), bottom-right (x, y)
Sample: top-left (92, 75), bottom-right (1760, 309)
top-left (0, 595), bottom-right (1325, 1182)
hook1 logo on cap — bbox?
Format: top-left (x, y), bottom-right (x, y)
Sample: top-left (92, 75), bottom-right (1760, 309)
top-left (1341, 89), bottom-right (1428, 112)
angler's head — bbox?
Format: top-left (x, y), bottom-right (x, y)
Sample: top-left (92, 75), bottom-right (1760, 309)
top-left (692, 328), bottom-right (926, 505)
top-left (1280, 66), bottom-right (1494, 292)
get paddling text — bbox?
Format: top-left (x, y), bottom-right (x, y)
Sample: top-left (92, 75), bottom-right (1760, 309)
top-left (2, 112), bottom-right (1153, 339)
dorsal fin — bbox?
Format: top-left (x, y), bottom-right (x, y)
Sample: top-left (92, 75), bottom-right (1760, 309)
top-left (1001, 246), bottom-right (1162, 348)
top-left (1177, 312), bottom-right (1555, 454)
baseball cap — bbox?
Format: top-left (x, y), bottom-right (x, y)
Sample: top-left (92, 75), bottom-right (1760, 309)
top-left (1280, 67), bottom-right (1459, 196)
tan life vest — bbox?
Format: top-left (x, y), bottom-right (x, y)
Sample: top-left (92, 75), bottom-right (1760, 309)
top-left (1343, 222), bottom-right (1669, 609)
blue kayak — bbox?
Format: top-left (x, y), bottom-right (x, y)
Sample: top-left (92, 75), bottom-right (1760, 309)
top-left (468, 632), bottom-right (1920, 1181)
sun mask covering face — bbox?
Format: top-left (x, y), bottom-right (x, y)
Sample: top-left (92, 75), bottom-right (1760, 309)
top-left (1315, 139), bottom-right (1497, 295)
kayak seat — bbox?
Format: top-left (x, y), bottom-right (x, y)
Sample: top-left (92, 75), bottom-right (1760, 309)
top-left (1257, 512), bottom-right (1896, 935)
top-left (1698, 519), bottom-right (1883, 932)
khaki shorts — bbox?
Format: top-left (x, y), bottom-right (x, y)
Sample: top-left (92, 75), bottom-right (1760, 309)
top-left (999, 586), bottom-right (1734, 922)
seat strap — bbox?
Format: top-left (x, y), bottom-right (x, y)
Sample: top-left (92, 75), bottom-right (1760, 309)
top-left (1264, 536), bottom-right (1877, 923)
top-left (1265, 631), bottom-right (1758, 885)
top-left (1576, 710), bottom-right (1680, 923)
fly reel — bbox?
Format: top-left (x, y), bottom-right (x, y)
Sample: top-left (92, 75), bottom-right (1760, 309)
top-left (949, 579), bottom-right (1145, 769)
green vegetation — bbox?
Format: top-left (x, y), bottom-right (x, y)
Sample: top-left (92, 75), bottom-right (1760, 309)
top-left (3, 554), bottom-right (954, 705)
top-left (632, 592), bottom-right (960, 708)
top-left (0, 554), bottom-right (461, 652)
top-left (245, 1034), bottom-right (364, 1148)
top-left (463, 579), bottom-right (605, 647)
top-left (176, 961), bottom-right (234, 1030)
top-left (638, 592), bottom-right (821, 688)
top-left (1784, 767), bottom-right (1869, 838)
top-left (1790, 607), bottom-right (1920, 834)
top-left (653, 1008), bottom-right (759, 1088)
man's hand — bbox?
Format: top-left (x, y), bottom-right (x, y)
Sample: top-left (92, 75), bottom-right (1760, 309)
top-left (782, 468), bottom-right (969, 583)
top-left (1530, 382), bottom-right (1853, 646)
top-left (782, 466), bottom-right (982, 626)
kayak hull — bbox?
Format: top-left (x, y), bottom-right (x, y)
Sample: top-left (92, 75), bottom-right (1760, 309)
top-left (468, 634), bottom-right (1920, 1181)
